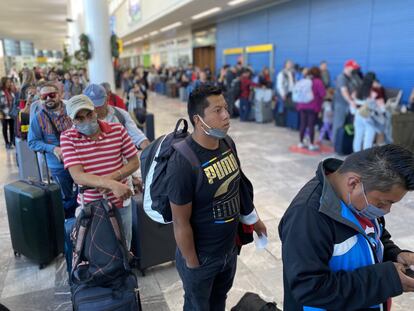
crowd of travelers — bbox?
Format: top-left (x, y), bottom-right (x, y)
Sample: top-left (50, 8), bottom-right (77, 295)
top-left (116, 58), bottom-right (408, 155)
top-left (1, 60), bottom-right (414, 311)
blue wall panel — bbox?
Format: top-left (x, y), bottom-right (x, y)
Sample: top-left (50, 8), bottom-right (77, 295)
top-left (216, 19), bottom-right (239, 70)
top-left (368, 0), bottom-right (414, 100)
top-left (216, 0), bottom-right (414, 101)
top-left (267, 0), bottom-right (310, 72)
top-left (224, 54), bottom-right (242, 66)
top-left (246, 52), bottom-right (271, 73)
top-left (238, 10), bottom-right (268, 47)
top-left (307, 0), bottom-right (372, 82)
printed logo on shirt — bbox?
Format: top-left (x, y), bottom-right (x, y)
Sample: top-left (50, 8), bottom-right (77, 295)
top-left (201, 149), bottom-right (240, 224)
top-left (202, 150), bottom-right (239, 185)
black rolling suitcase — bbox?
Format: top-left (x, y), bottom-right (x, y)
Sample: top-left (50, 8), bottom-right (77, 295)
top-left (4, 152), bottom-right (65, 268)
top-left (334, 124), bottom-right (354, 155)
top-left (131, 195), bottom-right (176, 275)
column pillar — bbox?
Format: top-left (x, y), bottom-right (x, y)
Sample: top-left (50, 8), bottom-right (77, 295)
top-left (83, 0), bottom-right (115, 89)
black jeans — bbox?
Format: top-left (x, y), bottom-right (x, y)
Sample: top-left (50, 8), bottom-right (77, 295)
top-left (299, 110), bottom-right (317, 144)
top-left (2, 118), bottom-right (14, 145)
top-left (176, 247), bottom-right (238, 311)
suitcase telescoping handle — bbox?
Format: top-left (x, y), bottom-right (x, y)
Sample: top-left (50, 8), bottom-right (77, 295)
top-left (35, 151), bottom-right (51, 185)
top-left (79, 186), bottom-right (93, 208)
top-left (78, 186), bottom-right (108, 208)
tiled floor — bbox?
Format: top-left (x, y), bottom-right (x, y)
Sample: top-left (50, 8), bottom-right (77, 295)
top-left (1, 92), bottom-right (414, 310)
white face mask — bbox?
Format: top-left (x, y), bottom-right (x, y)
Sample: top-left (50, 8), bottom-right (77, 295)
top-left (196, 115), bottom-right (228, 139)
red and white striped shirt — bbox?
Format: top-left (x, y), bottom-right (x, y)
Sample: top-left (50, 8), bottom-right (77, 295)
top-left (61, 120), bottom-right (138, 208)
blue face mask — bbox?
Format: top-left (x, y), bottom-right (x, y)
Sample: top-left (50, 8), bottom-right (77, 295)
top-left (348, 183), bottom-right (387, 220)
top-left (197, 115), bottom-right (228, 139)
top-left (75, 116), bottom-right (100, 136)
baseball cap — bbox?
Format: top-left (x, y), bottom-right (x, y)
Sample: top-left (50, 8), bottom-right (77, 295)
top-left (344, 59), bottom-right (360, 70)
top-left (83, 83), bottom-right (107, 107)
top-left (66, 94), bottom-right (95, 120)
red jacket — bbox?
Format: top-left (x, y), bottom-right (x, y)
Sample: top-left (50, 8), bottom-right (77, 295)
top-left (108, 93), bottom-right (127, 110)
top-left (240, 77), bottom-right (258, 99)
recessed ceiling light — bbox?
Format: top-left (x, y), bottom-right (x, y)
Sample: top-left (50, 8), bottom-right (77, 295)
top-left (228, 0), bottom-right (249, 6)
top-left (191, 7), bottom-right (222, 20)
top-left (160, 22), bottom-right (183, 32)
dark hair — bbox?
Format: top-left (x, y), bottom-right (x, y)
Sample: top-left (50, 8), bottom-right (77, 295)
top-left (187, 83), bottom-right (223, 126)
top-left (309, 66), bottom-right (321, 79)
top-left (338, 144), bottom-right (414, 192)
top-left (356, 72), bottom-right (376, 100)
top-left (41, 82), bottom-right (59, 91)
top-left (0, 77), bottom-right (10, 90)
top-left (24, 84), bottom-right (36, 97)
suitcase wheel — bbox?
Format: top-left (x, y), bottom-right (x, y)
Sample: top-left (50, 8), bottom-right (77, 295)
top-left (140, 269), bottom-right (146, 277)
top-left (14, 251), bottom-right (21, 257)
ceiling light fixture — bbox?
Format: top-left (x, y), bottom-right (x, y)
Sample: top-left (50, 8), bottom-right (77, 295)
top-left (191, 7), bottom-right (222, 20)
top-left (160, 22), bottom-right (183, 32)
top-left (149, 31), bottom-right (159, 36)
top-left (228, 0), bottom-right (249, 6)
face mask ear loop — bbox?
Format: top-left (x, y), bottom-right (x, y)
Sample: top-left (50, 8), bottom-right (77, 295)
top-left (196, 114), bottom-right (212, 130)
top-left (361, 182), bottom-right (370, 208)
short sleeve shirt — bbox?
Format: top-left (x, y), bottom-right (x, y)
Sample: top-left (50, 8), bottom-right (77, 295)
top-left (60, 120), bottom-right (137, 208)
top-left (166, 136), bottom-right (241, 256)
top-left (334, 73), bottom-right (353, 107)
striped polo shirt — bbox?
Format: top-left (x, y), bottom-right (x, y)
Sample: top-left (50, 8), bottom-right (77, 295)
top-left (61, 120), bottom-right (138, 208)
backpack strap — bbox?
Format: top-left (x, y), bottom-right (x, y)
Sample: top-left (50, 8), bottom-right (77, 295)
top-left (70, 210), bottom-right (93, 283)
top-left (101, 200), bottom-right (131, 272)
top-left (113, 107), bottom-right (126, 127)
top-left (172, 135), bottom-right (203, 193)
top-left (223, 135), bottom-right (240, 166)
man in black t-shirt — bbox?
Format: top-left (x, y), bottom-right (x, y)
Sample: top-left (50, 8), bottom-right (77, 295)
top-left (166, 84), bottom-right (267, 311)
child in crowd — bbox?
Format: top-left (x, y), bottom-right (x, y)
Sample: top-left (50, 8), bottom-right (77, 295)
top-left (319, 88), bottom-right (335, 142)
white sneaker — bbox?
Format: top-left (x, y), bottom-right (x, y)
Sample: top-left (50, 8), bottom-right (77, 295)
top-left (297, 142), bottom-right (306, 149)
top-left (308, 144), bottom-right (320, 151)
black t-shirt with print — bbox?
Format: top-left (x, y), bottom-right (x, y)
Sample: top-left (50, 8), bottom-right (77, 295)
top-left (166, 136), bottom-right (241, 256)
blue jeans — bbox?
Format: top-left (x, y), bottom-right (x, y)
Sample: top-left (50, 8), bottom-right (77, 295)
top-left (239, 98), bottom-right (251, 122)
top-left (50, 167), bottom-right (77, 219)
top-left (176, 247), bottom-right (237, 311)
top-left (353, 112), bottom-right (376, 152)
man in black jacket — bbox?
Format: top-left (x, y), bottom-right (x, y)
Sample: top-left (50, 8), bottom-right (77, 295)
top-left (279, 145), bottom-right (414, 311)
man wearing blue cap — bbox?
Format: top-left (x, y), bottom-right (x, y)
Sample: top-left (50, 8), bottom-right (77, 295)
top-left (83, 84), bottom-right (149, 249)
top-left (83, 83), bottom-right (149, 150)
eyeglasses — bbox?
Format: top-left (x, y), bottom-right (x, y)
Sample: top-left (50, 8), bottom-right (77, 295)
top-left (40, 92), bottom-right (57, 100)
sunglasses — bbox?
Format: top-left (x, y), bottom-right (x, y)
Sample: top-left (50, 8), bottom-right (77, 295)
top-left (40, 92), bottom-right (57, 100)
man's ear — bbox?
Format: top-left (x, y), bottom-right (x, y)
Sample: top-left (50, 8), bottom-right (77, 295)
top-left (193, 114), bottom-right (200, 126)
top-left (346, 173), bottom-right (361, 193)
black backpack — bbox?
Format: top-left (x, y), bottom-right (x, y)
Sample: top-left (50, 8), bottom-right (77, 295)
top-left (140, 118), bottom-right (202, 224)
top-left (70, 194), bottom-right (131, 287)
top-left (231, 292), bottom-right (281, 311)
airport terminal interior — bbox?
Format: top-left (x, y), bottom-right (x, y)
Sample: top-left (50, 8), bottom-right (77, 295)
top-left (1, 0), bottom-right (414, 310)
